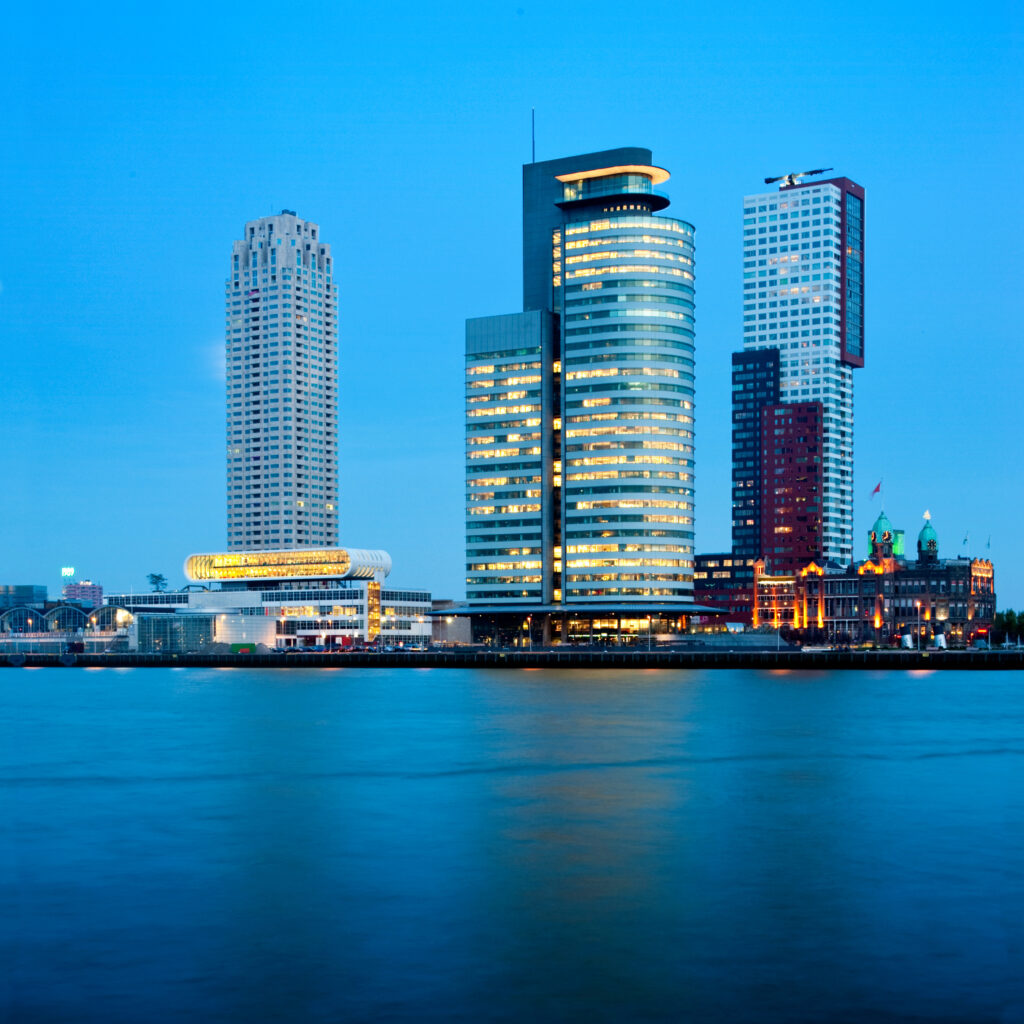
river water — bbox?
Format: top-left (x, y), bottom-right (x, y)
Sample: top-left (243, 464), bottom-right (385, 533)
top-left (3, 667), bottom-right (1023, 1022)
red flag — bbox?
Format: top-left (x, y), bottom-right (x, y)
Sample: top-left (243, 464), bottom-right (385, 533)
top-left (870, 481), bottom-right (882, 498)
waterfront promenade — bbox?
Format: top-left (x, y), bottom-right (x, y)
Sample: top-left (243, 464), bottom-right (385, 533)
top-left (5, 648), bottom-right (1024, 670)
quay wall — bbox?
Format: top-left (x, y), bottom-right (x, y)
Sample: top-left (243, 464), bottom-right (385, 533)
top-left (4, 650), bottom-right (1024, 670)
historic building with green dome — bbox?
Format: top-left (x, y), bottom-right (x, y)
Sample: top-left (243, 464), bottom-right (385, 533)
top-left (867, 510), bottom-right (905, 559)
top-left (917, 515), bottom-right (940, 564)
top-left (753, 511), bottom-right (995, 645)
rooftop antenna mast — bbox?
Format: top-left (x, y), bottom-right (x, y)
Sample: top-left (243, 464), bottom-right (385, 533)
top-left (764, 167), bottom-right (833, 188)
top-left (531, 108), bottom-right (535, 163)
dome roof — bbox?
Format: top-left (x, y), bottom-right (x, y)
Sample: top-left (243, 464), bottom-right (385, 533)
top-left (918, 520), bottom-right (938, 547)
top-left (870, 510), bottom-right (893, 537)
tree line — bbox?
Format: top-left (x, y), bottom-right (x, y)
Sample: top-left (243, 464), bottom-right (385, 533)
top-left (992, 610), bottom-right (1022, 644)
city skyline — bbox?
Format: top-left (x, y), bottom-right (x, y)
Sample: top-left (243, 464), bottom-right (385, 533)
top-left (2, 1), bottom-right (1020, 605)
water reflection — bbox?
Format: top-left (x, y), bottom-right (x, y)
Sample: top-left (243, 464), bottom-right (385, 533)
top-left (3, 667), bottom-right (1023, 1022)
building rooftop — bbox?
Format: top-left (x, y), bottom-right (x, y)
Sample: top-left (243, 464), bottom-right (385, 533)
top-left (184, 548), bottom-right (391, 583)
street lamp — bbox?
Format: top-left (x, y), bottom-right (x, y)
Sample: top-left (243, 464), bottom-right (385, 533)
top-left (647, 615), bottom-right (652, 652)
top-left (915, 600), bottom-right (921, 652)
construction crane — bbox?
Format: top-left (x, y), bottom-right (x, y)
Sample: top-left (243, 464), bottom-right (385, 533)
top-left (763, 167), bottom-right (833, 187)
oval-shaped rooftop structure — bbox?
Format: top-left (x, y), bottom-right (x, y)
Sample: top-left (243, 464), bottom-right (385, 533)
top-left (184, 548), bottom-right (392, 582)
top-left (554, 164), bottom-right (671, 185)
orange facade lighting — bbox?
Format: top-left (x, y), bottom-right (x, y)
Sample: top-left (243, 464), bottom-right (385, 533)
top-left (555, 164), bottom-right (671, 185)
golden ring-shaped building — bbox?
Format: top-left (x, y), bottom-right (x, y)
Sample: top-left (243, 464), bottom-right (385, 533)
top-left (184, 548), bottom-right (392, 583)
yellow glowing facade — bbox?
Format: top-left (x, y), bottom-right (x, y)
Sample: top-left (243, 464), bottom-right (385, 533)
top-left (465, 309), bottom-right (553, 603)
top-left (561, 200), bottom-right (695, 603)
top-left (753, 545), bottom-right (996, 644)
top-left (555, 164), bottom-right (671, 186)
top-left (184, 547), bottom-right (392, 583)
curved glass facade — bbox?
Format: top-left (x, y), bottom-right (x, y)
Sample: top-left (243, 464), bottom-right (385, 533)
top-left (466, 151), bottom-right (697, 612)
top-left (561, 204), bottom-right (695, 602)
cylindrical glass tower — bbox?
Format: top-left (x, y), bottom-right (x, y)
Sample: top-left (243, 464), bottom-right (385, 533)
top-left (556, 165), bottom-right (695, 604)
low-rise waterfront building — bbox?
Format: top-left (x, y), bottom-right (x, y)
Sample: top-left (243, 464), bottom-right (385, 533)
top-left (132, 613), bottom-right (217, 655)
top-left (104, 547), bottom-right (431, 649)
top-left (431, 601), bottom-right (474, 645)
top-left (0, 600), bottom-right (133, 653)
top-left (0, 585), bottom-right (47, 610)
top-left (752, 512), bottom-right (995, 645)
top-left (61, 580), bottom-right (104, 609)
top-left (693, 553), bottom-right (757, 623)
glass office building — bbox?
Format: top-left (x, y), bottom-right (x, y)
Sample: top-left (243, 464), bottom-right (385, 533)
top-left (465, 148), bottom-right (701, 642)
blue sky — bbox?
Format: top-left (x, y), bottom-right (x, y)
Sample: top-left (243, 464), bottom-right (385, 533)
top-left (1, 0), bottom-right (1021, 604)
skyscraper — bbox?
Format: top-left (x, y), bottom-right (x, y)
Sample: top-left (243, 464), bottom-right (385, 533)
top-left (758, 401), bottom-right (824, 567)
top-left (738, 175), bottom-right (864, 565)
top-left (465, 148), bottom-right (698, 644)
top-left (731, 347), bottom-right (780, 562)
top-left (225, 212), bottom-right (339, 550)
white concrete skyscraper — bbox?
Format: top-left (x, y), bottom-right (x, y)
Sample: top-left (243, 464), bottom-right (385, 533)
top-left (225, 211), bottom-right (339, 550)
